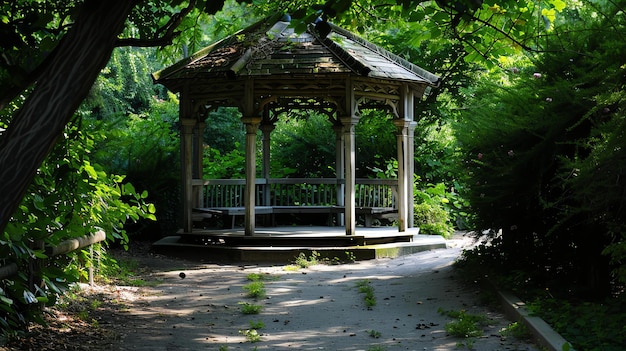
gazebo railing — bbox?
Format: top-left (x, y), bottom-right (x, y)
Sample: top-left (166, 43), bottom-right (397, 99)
top-left (195, 178), bottom-right (397, 209)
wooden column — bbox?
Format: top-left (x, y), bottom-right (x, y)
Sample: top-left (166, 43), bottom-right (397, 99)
top-left (393, 120), bottom-right (409, 232)
top-left (242, 116), bottom-right (261, 236)
top-left (194, 121), bottom-right (206, 208)
top-left (333, 124), bottom-right (345, 226)
top-left (260, 122), bottom-right (275, 207)
top-left (340, 116), bottom-right (359, 235)
top-left (393, 84), bottom-right (414, 232)
top-left (341, 78), bottom-right (359, 236)
top-left (180, 118), bottom-right (196, 233)
top-left (408, 121), bottom-right (417, 228)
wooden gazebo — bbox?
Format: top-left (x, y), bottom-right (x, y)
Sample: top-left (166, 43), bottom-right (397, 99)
top-left (152, 14), bottom-right (440, 237)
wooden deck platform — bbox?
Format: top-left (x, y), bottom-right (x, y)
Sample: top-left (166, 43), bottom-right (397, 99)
top-left (151, 226), bottom-right (447, 263)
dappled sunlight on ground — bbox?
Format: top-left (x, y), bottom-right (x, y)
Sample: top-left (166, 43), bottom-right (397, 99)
top-left (2, 236), bottom-right (540, 351)
top-left (104, 244), bottom-right (540, 351)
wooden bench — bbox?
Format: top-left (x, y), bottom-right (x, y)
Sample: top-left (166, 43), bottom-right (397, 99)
top-left (193, 206), bottom-right (273, 229)
top-left (355, 207), bottom-right (397, 227)
top-left (194, 178), bottom-right (398, 228)
top-left (272, 205), bottom-right (342, 226)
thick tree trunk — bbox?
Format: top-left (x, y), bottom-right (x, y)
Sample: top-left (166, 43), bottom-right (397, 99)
top-left (0, 0), bottom-right (136, 232)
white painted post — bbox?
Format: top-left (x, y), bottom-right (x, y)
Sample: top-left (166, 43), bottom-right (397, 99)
top-left (333, 124), bottom-right (345, 226)
top-left (341, 116), bottom-right (359, 236)
top-left (242, 117), bottom-right (261, 236)
top-left (408, 121), bottom-right (417, 228)
top-left (180, 118), bottom-right (196, 233)
top-left (393, 119), bottom-right (409, 232)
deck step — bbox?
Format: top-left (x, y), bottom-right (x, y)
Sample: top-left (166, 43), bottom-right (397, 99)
top-left (151, 231), bottom-right (447, 264)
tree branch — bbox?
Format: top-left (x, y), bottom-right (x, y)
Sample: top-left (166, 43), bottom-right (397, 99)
top-left (0, 50), bottom-right (56, 111)
top-left (467, 13), bottom-right (536, 52)
top-left (116, 0), bottom-right (196, 48)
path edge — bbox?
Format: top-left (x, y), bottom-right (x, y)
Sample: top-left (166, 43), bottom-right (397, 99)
top-left (488, 282), bottom-right (574, 351)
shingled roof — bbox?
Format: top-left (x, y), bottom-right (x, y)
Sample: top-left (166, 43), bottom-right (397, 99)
top-left (152, 14), bottom-right (440, 91)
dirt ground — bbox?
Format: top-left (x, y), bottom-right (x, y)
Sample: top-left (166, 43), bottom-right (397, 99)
top-left (5, 234), bottom-right (541, 351)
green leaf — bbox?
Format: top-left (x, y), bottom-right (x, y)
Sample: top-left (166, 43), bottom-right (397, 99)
top-left (549, 0), bottom-right (566, 12)
top-left (431, 11), bottom-right (449, 24)
top-left (124, 182), bottom-right (136, 195)
top-left (0, 296), bottom-right (13, 306)
top-left (429, 26), bottom-right (441, 39)
top-left (84, 163), bottom-right (98, 179)
top-left (408, 10), bottom-right (425, 22)
top-left (36, 296), bottom-right (49, 304)
top-left (541, 8), bottom-right (555, 27)
top-left (32, 250), bottom-right (48, 259)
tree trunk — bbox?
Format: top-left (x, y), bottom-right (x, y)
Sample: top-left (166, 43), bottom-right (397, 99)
top-left (0, 0), bottom-right (136, 232)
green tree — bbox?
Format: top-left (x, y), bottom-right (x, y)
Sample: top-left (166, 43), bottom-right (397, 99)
top-left (204, 107), bottom-right (246, 154)
top-left (271, 111), bottom-right (336, 178)
top-left (0, 0), bottom-right (232, 334)
top-left (81, 46), bottom-right (183, 239)
top-left (456, 0), bottom-right (626, 296)
top-left (355, 110), bottom-right (397, 178)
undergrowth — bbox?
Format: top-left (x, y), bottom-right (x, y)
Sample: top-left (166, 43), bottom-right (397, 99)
top-left (285, 251), bottom-right (358, 270)
top-left (356, 280), bottom-right (376, 309)
top-left (456, 239), bottom-right (626, 351)
top-left (99, 256), bottom-right (162, 287)
top-left (242, 281), bottom-right (266, 299)
top-left (527, 296), bottom-right (626, 351)
top-left (438, 308), bottom-right (490, 338)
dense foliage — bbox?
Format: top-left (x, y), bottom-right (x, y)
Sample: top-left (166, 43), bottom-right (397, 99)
top-left (0, 112), bottom-right (154, 333)
top-left (456, 0), bottom-right (626, 296)
top-left (83, 48), bottom-right (181, 239)
top-left (453, 4), bottom-right (626, 349)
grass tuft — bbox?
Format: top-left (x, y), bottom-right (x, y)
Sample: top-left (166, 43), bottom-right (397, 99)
top-left (239, 302), bottom-right (263, 314)
top-left (356, 280), bottom-right (376, 309)
top-left (242, 281), bottom-right (266, 299)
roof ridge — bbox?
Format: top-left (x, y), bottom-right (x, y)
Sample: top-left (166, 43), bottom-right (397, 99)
top-left (306, 23), bottom-right (371, 76)
top-left (152, 14), bottom-right (283, 82)
top-left (326, 23), bottom-right (440, 86)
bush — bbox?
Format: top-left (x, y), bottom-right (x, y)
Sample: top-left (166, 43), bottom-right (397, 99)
top-left (413, 181), bottom-right (457, 238)
top-left (413, 202), bottom-right (453, 238)
top-left (0, 119), bottom-right (154, 335)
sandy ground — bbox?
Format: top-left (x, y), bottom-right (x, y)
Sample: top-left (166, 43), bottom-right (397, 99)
top-left (105, 235), bottom-right (539, 351)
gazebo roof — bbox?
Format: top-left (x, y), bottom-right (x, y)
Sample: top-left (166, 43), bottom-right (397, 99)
top-left (152, 14), bottom-right (440, 94)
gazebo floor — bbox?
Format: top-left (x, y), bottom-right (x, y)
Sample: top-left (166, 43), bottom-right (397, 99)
top-left (151, 226), bottom-right (447, 263)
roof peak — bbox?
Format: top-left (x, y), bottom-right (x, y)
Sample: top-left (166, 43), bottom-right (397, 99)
top-left (153, 14), bottom-right (440, 88)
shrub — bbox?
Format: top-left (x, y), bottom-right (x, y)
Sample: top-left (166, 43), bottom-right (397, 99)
top-left (413, 202), bottom-right (453, 238)
top-left (0, 120), bottom-right (154, 335)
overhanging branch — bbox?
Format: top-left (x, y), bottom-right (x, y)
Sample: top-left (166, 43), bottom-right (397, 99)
top-left (116, 0), bottom-right (196, 48)
top-left (468, 14), bottom-right (536, 53)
